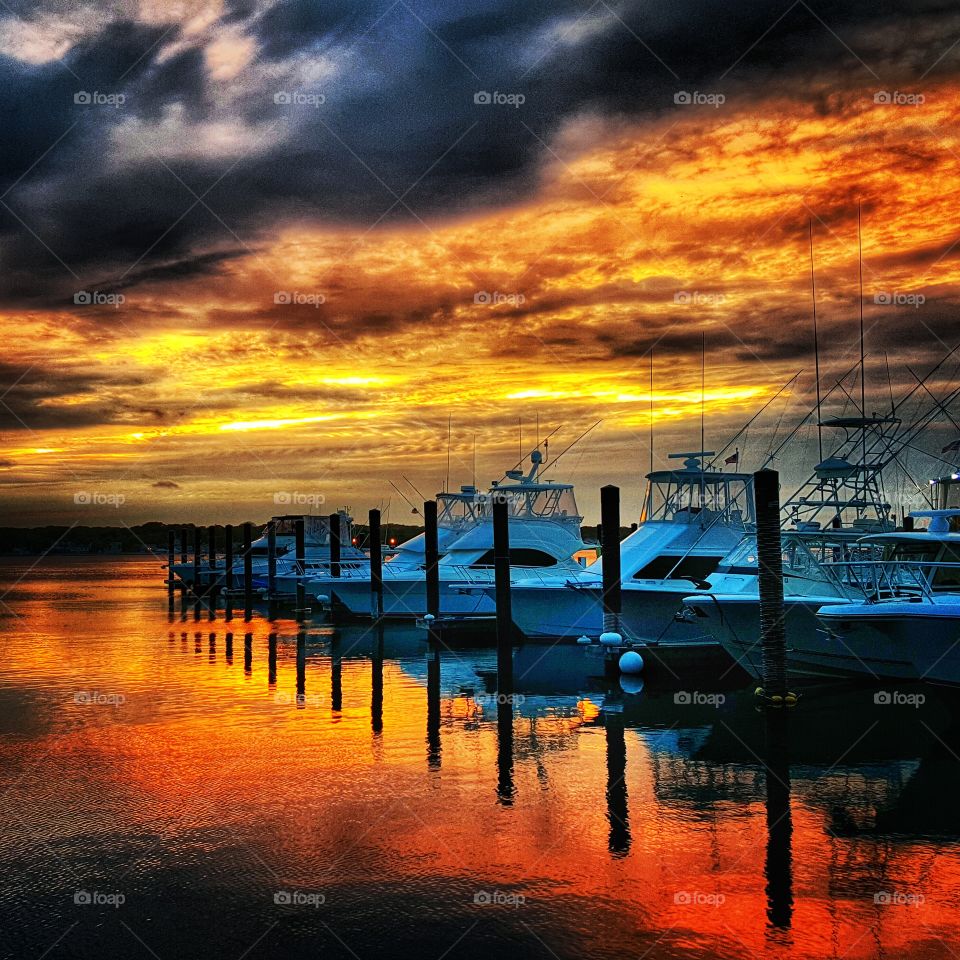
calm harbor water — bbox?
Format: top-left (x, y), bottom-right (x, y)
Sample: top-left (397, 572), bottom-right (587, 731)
top-left (2, 557), bottom-right (960, 960)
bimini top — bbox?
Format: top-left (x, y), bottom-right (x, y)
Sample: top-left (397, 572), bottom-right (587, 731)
top-left (488, 450), bottom-right (581, 524)
top-left (644, 453), bottom-right (755, 526)
top-left (437, 486), bottom-right (484, 531)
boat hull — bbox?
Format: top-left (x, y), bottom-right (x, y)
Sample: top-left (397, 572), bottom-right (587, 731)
top-left (817, 602), bottom-right (960, 686)
top-left (683, 594), bottom-right (915, 681)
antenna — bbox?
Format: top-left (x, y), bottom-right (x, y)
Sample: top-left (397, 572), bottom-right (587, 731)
top-left (700, 331), bottom-right (706, 458)
top-left (858, 202), bottom-right (868, 498)
top-left (809, 218), bottom-right (823, 463)
top-left (472, 433), bottom-right (477, 488)
top-left (649, 347), bottom-right (654, 478)
top-left (446, 414), bottom-right (451, 494)
top-left (518, 417), bottom-right (522, 464)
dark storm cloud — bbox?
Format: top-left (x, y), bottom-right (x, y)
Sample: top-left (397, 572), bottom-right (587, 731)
top-left (0, 360), bottom-right (149, 430)
top-left (0, 0), bottom-right (956, 304)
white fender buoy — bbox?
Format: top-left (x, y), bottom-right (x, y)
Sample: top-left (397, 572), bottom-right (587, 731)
top-left (620, 675), bottom-right (645, 695)
top-left (599, 631), bottom-right (622, 647)
top-left (575, 635), bottom-right (592, 645)
top-left (618, 650), bottom-right (644, 674)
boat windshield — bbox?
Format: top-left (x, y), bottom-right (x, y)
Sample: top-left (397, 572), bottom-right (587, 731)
top-left (437, 493), bottom-right (482, 530)
top-left (487, 484), bottom-right (580, 521)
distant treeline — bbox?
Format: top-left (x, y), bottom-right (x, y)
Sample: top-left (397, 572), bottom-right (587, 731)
top-left (0, 521), bottom-right (420, 556)
top-left (0, 520), bottom-right (613, 556)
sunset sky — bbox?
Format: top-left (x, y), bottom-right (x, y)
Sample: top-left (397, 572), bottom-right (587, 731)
top-left (2, 0), bottom-right (960, 525)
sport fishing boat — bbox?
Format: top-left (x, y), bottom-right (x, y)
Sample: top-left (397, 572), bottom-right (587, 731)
top-left (815, 505), bottom-right (960, 685)
top-left (305, 484), bottom-right (485, 613)
top-left (312, 450), bottom-right (592, 620)
top-left (503, 452), bottom-right (756, 641)
top-left (681, 415), bottom-right (958, 680)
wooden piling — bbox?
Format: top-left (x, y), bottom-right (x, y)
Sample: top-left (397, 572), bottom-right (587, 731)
top-left (167, 530), bottom-right (175, 599)
top-left (369, 508), bottom-right (383, 621)
top-left (267, 519), bottom-right (277, 597)
top-left (753, 469), bottom-right (788, 699)
top-left (224, 524), bottom-right (233, 591)
top-left (329, 512), bottom-right (341, 578)
top-left (295, 518), bottom-right (306, 616)
top-left (243, 521), bottom-right (253, 622)
top-left (423, 500), bottom-right (440, 621)
top-left (192, 525), bottom-right (201, 591)
top-left (493, 496), bottom-right (513, 691)
top-left (600, 484), bottom-right (622, 636)
top-left (180, 528), bottom-right (188, 564)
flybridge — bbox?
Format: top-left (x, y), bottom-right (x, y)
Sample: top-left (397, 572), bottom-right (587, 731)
top-left (642, 452), bottom-right (755, 528)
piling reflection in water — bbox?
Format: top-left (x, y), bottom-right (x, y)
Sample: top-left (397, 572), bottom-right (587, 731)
top-left (4, 559), bottom-right (960, 960)
top-left (764, 708), bottom-right (793, 930)
top-left (604, 703), bottom-right (631, 857)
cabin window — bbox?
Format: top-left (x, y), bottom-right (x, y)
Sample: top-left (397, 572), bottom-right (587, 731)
top-left (468, 549), bottom-right (559, 568)
top-left (632, 555), bottom-right (723, 581)
top-left (933, 544), bottom-right (960, 589)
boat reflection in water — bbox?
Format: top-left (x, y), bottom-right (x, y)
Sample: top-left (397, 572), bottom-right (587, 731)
top-left (2, 557), bottom-right (960, 960)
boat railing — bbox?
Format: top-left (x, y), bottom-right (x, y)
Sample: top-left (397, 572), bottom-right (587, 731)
top-left (818, 559), bottom-right (960, 602)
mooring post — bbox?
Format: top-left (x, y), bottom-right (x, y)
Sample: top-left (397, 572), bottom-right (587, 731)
top-left (329, 512), bottom-right (341, 579)
top-left (902, 514), bottom-right (914, 532)
top-left (267, 519), bottom-right (277, 597)
top-left (493, 496), bottom-right (513, 691)
top-left (243, 521), bottom-right (253, 622)
top-left (167, 530), bottom-right (175, 600)
top-left (180, 528), bottom-right (188, 564)
top-left (224, 524), bottom-right (233, 591)
top-left (369, 508), bottom-right (384, 621)
top-left (753, 469), bottom-right (788, 700)
top-left (192, 525), bottom-right (201, 592)
top-left (295, 518), bottom-right (306, 617)
top-left (208, 524), bottom-right (216, 571)
top-left (600, 485), bottom-right (623, 637)
top-left (426, 646), bottom-right (441, 769)
top-left (424, 500), bottom-right (440, 633)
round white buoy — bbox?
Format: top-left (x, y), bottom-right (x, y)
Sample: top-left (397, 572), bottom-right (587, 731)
top-left (575, 635), bottom-right (593, 645)
top-left (424, 613), bottom-right (435, 622)
top-left (620, 675), bottom-right (645, 695)
top-left (619, 650), bottom-right (644, 674)
top-left (316, 595), bottom-right (329, 604)
top-left (599, 631), bottom-right (622, 646)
